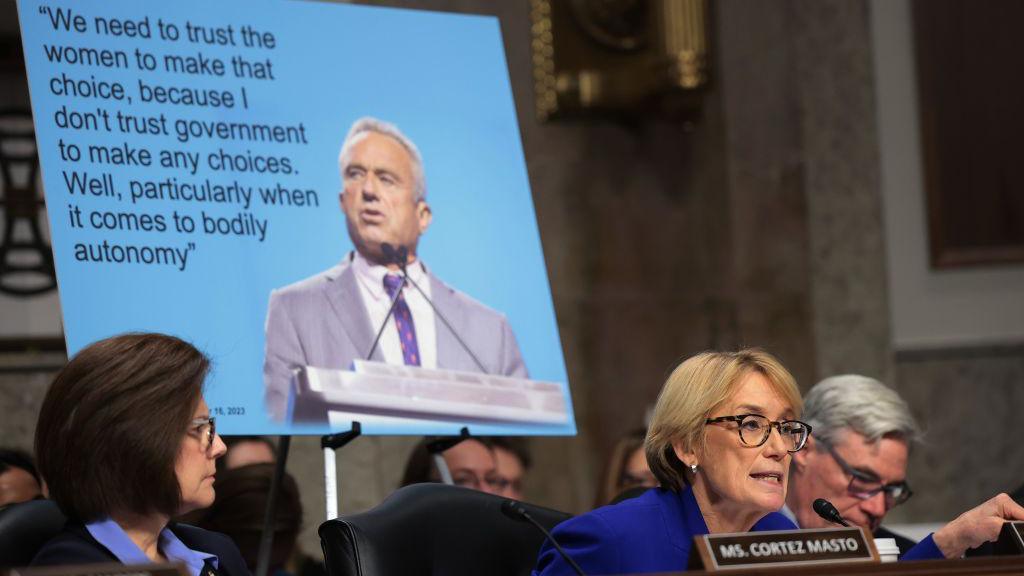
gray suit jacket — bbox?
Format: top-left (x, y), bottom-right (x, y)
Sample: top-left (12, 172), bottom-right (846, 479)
top-left (263, 255), bottom-right (527, 421)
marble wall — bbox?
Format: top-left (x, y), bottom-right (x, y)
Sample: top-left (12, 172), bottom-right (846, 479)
top-left (888, 345), bottom-right (1024, 523)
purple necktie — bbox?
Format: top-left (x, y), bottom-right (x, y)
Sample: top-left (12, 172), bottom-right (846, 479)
top-left (383, 274), bottom-right (421, 366)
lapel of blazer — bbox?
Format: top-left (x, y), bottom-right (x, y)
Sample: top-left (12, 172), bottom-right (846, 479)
top-left (428, 271), bottom-right (469, 371)
top-left (324, 258), bottom-right (385, 363)
top-left (676, 487), bottom-right (707, 552)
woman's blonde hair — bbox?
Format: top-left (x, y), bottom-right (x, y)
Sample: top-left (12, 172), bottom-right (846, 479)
top-left (644, 349), bottom-right (802, 492)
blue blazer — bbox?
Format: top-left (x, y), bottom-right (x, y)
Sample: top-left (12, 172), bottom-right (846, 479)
top-left (31, 522), bottom-right (251, 576)
top-left (533, 487), bottom-right (796, 576)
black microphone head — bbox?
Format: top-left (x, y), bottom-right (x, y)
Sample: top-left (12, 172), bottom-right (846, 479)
top-left (381, 243), bottom-right (397, 263)
top-left (812, 498), bottom-right (847, 526)
top-left (500, 499), bottom-right (528, 521)
top-left (396, 245), bottom-right (409, 271)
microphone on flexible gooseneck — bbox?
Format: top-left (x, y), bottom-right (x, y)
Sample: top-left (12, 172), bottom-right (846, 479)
top-left (501, 500), bottom-right (587, 576)
top-left (363, 244), bottom-right (409, 361)
top-left (813, 498), bottom-right (850, 527)
top-left (390, 244), bottom-right (490, 373)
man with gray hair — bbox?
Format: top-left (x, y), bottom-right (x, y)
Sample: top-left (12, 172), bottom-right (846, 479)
top-left (784, 375), bottom-right (921, 552)
top-left (263, 117), bottom-right (527, 422)
top-left (785, 375), bottom-right (1024, 559)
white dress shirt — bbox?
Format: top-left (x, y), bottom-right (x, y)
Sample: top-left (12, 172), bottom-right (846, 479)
top-left (351, 251), bottom-right (437, 369)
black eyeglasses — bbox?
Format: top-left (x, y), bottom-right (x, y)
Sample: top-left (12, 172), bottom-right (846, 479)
top-left (188, 416), bottom-right (216, 454)
top-left (705, 414), bottom-right (811, 452)
top-left (822, 441), bottom-right (913, 507)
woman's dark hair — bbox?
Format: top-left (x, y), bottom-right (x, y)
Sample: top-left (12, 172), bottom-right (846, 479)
top-left (400, 437), bottom-right (439, 487)
top-left (35, 332), bottom-right (209, 521)
top-left (482, 436), bottom-right (531, 470)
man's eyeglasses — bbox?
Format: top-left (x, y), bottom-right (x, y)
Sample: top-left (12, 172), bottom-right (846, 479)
top-left (188, 416), bottom-right (216, 454)
top-left (822, 441), bottom-right (913, 507)
top-left (705, 414), bottom-right (812, 453)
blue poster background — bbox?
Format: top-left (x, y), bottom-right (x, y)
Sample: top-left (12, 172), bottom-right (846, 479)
top-left (17, 0), bottom-right (574, 436)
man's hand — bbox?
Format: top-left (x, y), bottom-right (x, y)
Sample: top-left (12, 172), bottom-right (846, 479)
top-left (932, 493), bottom-right (1024, 558)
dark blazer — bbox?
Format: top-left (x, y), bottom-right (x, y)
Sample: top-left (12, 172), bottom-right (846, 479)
top-left (532, 487), bottom-right (797, 576)
top-left (31, 522), bottom-right (251, 576)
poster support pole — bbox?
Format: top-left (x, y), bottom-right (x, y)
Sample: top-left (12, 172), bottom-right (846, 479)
top-left (255, 435), bottom-right (291, 576)
top-left (321, 422), bottom-right (363, 520)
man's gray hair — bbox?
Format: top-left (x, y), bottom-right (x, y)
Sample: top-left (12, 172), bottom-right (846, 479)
top-left (804, 375), bottom-right (922, 450)
top-left (338, 116), bottom-right (427, 201)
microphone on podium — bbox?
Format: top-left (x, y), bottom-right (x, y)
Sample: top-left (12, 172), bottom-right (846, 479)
top-left (381, 242), bottom-right (490, 373)
top-left (813, 498), bottom-right (850, 527)
top-left (363, 244), bottom-right (411, 361)
top-left (501, 500), bottom-right (587, 576)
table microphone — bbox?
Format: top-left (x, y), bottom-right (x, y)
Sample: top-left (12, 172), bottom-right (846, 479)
top-left (500, 500), bottom-right (587, 576)
top-left (813, 498), bottom-right (850, 527)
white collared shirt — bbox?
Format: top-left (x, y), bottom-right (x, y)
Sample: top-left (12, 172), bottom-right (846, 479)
top-left (351, 251), bottom-right (437, 369)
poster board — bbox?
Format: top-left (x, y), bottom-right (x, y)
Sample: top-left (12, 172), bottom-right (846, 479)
top-left (16, 0), bottom-right (574, 436)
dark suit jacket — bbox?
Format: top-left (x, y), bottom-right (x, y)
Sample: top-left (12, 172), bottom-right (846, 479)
top-left (31, 522), bottom-right (250, 576)
top-left (532, 487), bottom-right (797, 576)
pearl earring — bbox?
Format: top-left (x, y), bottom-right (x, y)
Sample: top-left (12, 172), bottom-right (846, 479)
top-left (690, 463), bottom-right (698, 474)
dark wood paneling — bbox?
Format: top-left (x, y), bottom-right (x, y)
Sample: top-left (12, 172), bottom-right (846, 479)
top-left (913, 0), bottom-right (1024, 268)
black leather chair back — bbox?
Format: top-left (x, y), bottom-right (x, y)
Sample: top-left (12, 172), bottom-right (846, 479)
top-left (0, 499), bottom-right (67, 567)
top-left (319, 483), bottom-right (571, 576)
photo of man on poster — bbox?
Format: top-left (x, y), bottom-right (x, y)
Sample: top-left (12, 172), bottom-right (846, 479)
top-left (263, 117), bottom-right (528, 422)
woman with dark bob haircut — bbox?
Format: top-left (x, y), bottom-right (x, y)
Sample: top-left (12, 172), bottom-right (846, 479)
top-left (31, 333), bottom-right (249, 576)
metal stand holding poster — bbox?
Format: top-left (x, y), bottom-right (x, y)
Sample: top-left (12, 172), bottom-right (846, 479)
top-left (254, 424), bottom-right (479, 576)
top-left (255, 435), bottom-right (291, 576)
top-left (321, 423), bottom-right (363, 521)
top-left (253, 424), bottom-right (362, 576)
top-left (425, 426), bottom-right (471, 484)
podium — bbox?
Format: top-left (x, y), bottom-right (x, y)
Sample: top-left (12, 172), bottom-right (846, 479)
top-left (289, 360), bottom-right (569, 426)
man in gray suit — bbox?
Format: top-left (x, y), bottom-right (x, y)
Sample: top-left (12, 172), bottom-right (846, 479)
top-left (264, 117), bottom-right (527, 422)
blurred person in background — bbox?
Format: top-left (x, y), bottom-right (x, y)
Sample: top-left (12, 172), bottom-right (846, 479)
top-left (483, 436), bottom-right (531, 500)
top-left (784, 373), bottom-right (1024, 561)
top-left (0, 447), bottom-right (43, 508)
top-left (783, 375), bottom-right (921, 554)
top-left (219, 436), bottom-right (277, 471)
top-left (189, 464), bottom-right (323, 576)
top-left (595, 429), bottom-right (658, 507)
top-left (401, 437), bottom-right (505, 496)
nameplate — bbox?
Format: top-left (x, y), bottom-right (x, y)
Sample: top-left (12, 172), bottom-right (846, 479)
top-left (995, 521), bottom-right (1024, 555)
top-left (10, 563), bottom-right (188, 576)
top-left (693, 527), bottom-right (878, 571)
